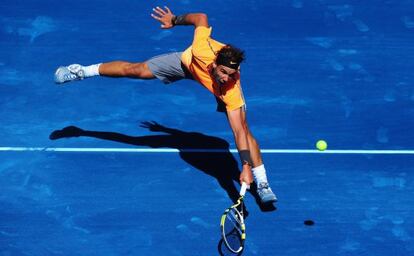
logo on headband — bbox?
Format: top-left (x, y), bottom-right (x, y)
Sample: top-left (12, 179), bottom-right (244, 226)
top-left (216, 58), bottom-right (240, 70)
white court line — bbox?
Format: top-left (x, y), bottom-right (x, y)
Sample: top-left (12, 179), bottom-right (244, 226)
top-left (0, 147), bottom-right (414, 154)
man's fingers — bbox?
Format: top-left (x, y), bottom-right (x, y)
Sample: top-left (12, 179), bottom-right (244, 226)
top-left (152, 8), bottom-right (165, 17)
top-left (151, 13), bottom-right (162, 21)
top-left (161, 25), bottom-right (172, 29)
top-left (164, 6), bottom-right (172, 14)
top-left (155, 6), bottom-right (166, 15)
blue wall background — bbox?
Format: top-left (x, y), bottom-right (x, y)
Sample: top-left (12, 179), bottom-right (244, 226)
top-left (1, 1), bottom-right (413, 255)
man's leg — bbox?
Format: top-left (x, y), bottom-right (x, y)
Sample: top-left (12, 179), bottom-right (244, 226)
top-left (99, 61), bottom-right (155, 79)
top-left (55, 61), bottom-right (155, 84)
top-left (55, 52), bottom-right (188, 84)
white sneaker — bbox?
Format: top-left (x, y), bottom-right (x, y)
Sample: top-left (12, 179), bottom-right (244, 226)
top-left (257, 182), bottom-right (277, 203)
top-left (54, 64), bottom-right (85, 84)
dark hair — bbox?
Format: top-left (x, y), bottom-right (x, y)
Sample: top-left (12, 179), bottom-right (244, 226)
top-left (215, 45), bottom-right (245, 69)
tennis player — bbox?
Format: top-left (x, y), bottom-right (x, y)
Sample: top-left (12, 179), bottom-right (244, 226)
top-left (54, 7), bottom-right (277, 203)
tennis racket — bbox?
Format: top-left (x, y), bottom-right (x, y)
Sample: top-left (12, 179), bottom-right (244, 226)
top-left (220, 182), bottom-right (249, 254)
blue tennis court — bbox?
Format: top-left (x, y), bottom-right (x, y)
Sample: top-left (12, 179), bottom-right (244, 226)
top-left (1, 1), bottom-right (413, 255)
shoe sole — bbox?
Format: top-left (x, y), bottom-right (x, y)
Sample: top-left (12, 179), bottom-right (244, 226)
top-left (261, 197), bottom-right (278, 204)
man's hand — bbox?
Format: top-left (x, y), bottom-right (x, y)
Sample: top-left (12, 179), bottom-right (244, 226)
top-left (151, 6), bottom-right (175, 29)
top-left (240, 164), bottom-right (254, 185)
top-left (140, 121), bottom-right (164, 132)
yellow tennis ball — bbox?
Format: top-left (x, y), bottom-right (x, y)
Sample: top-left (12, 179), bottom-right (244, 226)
top-left (316, 140), bottom-right (328, 151)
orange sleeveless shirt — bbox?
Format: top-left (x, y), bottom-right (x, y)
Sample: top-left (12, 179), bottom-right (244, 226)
top-left (181, 26), bottom-right (245, 111)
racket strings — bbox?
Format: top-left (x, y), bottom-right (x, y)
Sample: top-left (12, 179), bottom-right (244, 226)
top-left (226, 210), bottom-right (242, 235)
top-left (223, 209), bottom-right (244, 253)
top-left (221, 195), bottom-right (246, 254)
top-left (230, 209), bottom-right (242, 224)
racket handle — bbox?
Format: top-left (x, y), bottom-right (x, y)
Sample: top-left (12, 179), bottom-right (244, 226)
top-left (240, 182), bottom-right (249, 196)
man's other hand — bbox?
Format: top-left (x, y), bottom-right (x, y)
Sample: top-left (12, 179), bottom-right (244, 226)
top-left (151, 6), bottom-right (174, 29)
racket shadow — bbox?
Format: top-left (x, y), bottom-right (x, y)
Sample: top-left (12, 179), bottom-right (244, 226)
top-left (218, 238), bottom-right (243, 256)
top-left (50, 121), bottom-right (252, 205)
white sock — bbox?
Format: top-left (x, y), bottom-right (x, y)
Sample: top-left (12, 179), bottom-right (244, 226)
top-left (252, 164), bottom-right (268, 184)
top-left (82, 63), bottom-right (101, 77)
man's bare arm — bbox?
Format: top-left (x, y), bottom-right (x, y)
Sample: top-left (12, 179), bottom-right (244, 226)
top-left (227, 107), bottom-right (254, 184)
top-left (151, 6), bottom-right (208, 29)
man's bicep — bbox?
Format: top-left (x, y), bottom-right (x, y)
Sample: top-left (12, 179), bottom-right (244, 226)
top-left (194, 13), bottom-right (209, 27)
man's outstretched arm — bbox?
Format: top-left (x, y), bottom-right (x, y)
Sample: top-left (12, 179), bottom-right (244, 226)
top-left (151, 6), bottom-right (208, 29)
top-left (227, 107), bottom-right (255, 185)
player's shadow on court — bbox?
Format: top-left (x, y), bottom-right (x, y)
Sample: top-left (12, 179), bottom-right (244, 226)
top-left (49, 121), bottom-right (275, 212)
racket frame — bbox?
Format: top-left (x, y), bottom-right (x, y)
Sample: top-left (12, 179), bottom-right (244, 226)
top-left (220, 182), bottom-right (249, 253)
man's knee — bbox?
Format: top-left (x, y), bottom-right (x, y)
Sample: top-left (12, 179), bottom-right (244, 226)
top-left (125, 63), bottom-right (154, 79)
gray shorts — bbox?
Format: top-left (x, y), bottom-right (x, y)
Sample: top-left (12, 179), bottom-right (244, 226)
top-left (146, 52), bottom-right (194, 84)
